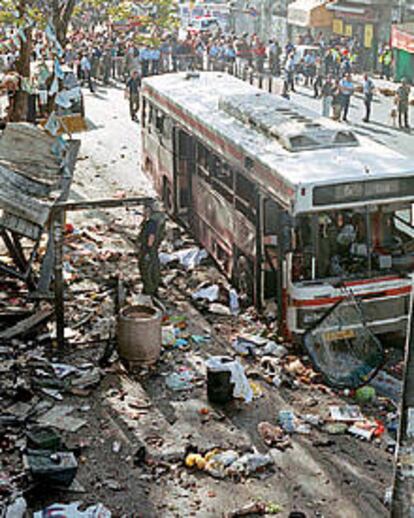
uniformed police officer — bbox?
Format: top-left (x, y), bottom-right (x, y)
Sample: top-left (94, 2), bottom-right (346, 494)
top-left (137, 201), bottom-right (166, 297)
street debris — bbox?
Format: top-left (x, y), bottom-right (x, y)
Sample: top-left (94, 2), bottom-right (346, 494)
top-left (0, 67), bottom-right (404, 517)
top-left (303, 296), bottom-right (385, 389)
top-left (257, 421), bottom-right (292, 450)
top-left (185, 448), bottom-right (274, 479)
top-left (206, 356), bottom-right (253, 403)
top-left (33, 502), bottom-right (111, 518)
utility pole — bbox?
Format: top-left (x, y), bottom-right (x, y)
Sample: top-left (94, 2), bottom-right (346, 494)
top-left (391, 288), bottom-right (414, 517)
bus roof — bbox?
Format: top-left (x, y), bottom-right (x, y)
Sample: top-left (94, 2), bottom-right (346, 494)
top-left (142, 72), bottom-right (413, 201)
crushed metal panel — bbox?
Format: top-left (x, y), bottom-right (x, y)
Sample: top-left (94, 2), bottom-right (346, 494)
top-left (0, 123), bottom-right (62, 180)
top-left (219, 94), bottom-right (359, 152)
top-left (1, 213), bottom-right (41, 240)
top-left (0, 165), bottom-right (51, 198)
top-left (303, 295), bottom-right (384, 388)
top-left (0, 212), bottom-right (41, 241)
top-left (0, 182), bottom-right (51, 227)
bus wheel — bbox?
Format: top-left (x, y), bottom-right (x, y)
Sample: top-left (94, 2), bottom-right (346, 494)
top-left (162, 178), bottom-right (173, 214)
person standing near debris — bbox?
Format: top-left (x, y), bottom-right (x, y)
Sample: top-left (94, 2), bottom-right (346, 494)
top-left (321, 75), bottom-right (334, 117)
top-left (339, 72), bottom-right (354, 122)
top-left (362, 73), bottom-right (375, 123)
top-left (80, 53), bottom-right (94, 93)
top-left (396, 78), bottom-right (411, 129)
top-left (125, 70), bottom-right (141, 122)
top-left (137, 201), bottom-right (166, 297)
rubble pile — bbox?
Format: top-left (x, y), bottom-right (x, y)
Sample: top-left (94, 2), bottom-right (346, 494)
top-left (0, 212), bottom-right (406, 515)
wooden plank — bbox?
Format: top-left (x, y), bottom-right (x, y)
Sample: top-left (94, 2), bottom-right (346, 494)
top-left (0, 123), bottom-right (62, 179)
top-left (0, 308), bottom-right (53, 340)
top-left (0, 181), bottom-right (51, 226)
top-left (0, 165), bottom-right (51, 197)
top-left (33, 140), bottom-right (81, 296)
top-left (0, 212), bottom-right (41, 241)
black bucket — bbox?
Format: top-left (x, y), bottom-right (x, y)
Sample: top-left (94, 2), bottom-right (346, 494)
top-left (206, 357), bottom-right (235, 404)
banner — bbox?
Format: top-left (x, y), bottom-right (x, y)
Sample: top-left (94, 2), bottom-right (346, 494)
top-left (392, 24), bottom-right (414, 54)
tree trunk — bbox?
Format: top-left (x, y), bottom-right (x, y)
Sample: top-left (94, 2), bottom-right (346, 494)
top-left (10, 0), bottom-right (32, 122)
top-left (53, 0), bottom-right (77, 48)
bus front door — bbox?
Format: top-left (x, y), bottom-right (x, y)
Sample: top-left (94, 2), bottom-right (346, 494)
top-left (173, 129), bottom-right (195, 220)
top-left (262, 198), bottom-right (291, 332)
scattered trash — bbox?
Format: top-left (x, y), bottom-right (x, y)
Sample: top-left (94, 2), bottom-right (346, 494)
top-left (5, 496), bottom-right (27, 518)
top-left (33, 502), bottom-right (111, 518)
top-left (208, 303), bottom-right (232, 316)
top-left (112, 441), bottom-right (122, 453)
top-left (26, 426), bottom-right (62, 450)
top-left (303, 296), bottom-right (384, 388)
top-left (229, 289), bottom-right (240, 316)
top-left (329, 406), bottom-right (364, 422)
top-left (165, 369), bottom-right (194, 391)
top-left (323, 423), bottom-right (349, 435)
top-left (37, 405), bottom-right (88, 432)
top-left (226, 501), bottom-right (282, 517)
top-left (278, 410), bottom-right (297, 433)
top-left (355, 386), bottom-right (376, 405)
top-left (206, 356), bottom-right (253, 403)
top-left (159, 247), bottom-right (208, 269)
top-left (257, 421), bottom-right (292, 450)
top-left (185, 449), bottom-right (274, 479)
top-left (24, 450), bottom-right (78, 487)
top-left (349, 419), bottom-right (385, 440)
top-left (192, 284), bottom-right (220, 302)
top-left (226, 502), bottom-right (267, 517)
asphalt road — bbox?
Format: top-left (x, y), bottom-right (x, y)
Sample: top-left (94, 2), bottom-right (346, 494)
top-left (288, 81), bottom-right (414, 160)
top-left (70, 78), bottom-right (394, 517)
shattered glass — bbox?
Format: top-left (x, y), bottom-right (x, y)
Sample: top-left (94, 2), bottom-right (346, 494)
top-left (303, 295), bottom-right (384, 388)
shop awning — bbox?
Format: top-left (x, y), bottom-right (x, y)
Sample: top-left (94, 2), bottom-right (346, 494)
top-left (287, 0), bottom-right (333, 28)
top-left (326, 1), bottom-right (377, 21)
top-left (392, 23), bottom-right (414, 54)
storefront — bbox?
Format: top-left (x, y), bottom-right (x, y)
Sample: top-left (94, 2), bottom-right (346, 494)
top-left (326, 1), bottom-right (393, 70)
top-left (287, 0), bottom-right (333, 41)
top-left (391, 23), bottom-right (414, 83)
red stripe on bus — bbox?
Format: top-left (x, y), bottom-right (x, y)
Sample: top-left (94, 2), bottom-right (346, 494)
top-left (293, 285), bottom-right (411, 308)
top-left (344, 275), bottom-right (402, 287)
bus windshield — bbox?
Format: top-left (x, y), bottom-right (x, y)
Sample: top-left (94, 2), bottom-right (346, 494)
top-left (292, 203), bottom-right (414, 282)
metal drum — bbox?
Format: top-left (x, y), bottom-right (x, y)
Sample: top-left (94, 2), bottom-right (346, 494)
top-left (117, 305), bottom-right (162, 368)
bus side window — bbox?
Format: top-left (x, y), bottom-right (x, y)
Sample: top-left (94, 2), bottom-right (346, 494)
top-left (264, 199), bottom-right (279, 235)
top-left (209, 154), bottom-right (221, 177)
top-left (214, 161), bottom-right (234, 190)
top-left (148, 103), bottom-right (154, 132)
top-left (156, 110), bottom-right (164, 134)
top-left (197, 142), bottom-right (210, 181)
top-left (235, 173), bottom-right (256, 222)
top-left (236, 173), bottom-right (256, 207)
top-left (210, 157), bottom-right (234, 204)
top-left (142, 98), bottom-right (146, 128)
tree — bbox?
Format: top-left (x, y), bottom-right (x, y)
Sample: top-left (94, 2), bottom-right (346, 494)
top-left (132, 0), bottom-right (179, 46)
top-left (0, 0), bottom-right (79, 120)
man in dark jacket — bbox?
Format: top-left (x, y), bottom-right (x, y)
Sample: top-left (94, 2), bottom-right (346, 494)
top-left (137, 201), bottom-right (166, 297)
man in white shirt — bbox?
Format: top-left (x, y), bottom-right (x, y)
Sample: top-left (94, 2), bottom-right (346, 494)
top-left (80, 54), bottom-right (94, 92)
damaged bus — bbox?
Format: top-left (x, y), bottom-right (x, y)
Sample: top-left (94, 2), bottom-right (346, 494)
top-left (140, 72), bottom-right (414, 340)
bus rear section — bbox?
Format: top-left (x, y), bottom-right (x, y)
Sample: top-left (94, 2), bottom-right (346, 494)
top-left (140, 72), bottom-right (414, 341)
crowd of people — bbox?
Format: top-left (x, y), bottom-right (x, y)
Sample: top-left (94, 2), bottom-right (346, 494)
top-left (0, 25), bottom-right (411, 129)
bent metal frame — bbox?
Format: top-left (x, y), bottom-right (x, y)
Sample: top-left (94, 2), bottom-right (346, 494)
top-left (51, 196), bottom-right (155, 350)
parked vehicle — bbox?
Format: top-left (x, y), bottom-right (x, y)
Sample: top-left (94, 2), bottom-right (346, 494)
top-left (141, 72), bottom-right (414, 341)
